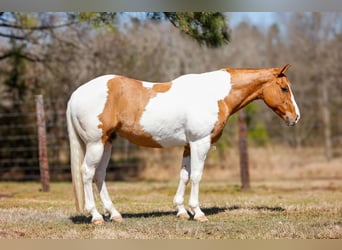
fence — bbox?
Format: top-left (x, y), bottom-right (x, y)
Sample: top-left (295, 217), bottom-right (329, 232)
top-left (0, 96), bottom-right (143, 183)
top-left (0, 98), bottom-right (40, 181)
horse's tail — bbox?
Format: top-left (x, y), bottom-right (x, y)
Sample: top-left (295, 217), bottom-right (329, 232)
top-left (66, 101), bottom-right (85, 213)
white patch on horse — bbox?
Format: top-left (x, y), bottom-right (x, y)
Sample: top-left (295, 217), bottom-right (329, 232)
top-left (289, 87), bottom-right (300, 122)
top-left (142, 81), bottom-right (157, 88)
top-left (139, 70), bottom-right (232, 147)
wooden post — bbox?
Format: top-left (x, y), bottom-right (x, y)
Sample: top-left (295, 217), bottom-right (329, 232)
top-left (238, 109), bottom-right (250, 190)
top-left (35, 95), bottom-right (50, 192)
top-left (321, 81), bottom-right (332, 161)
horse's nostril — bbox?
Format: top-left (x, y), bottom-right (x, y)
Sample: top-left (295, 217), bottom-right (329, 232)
top-left (295, 114), bottom-right (300, 122)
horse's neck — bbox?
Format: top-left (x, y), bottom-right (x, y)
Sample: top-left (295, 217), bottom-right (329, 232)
top-left (224, 68), bottom-right (275, 115)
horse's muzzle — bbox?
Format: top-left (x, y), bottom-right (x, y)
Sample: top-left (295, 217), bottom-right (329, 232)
top-left (285, 115), bottom-right (300, 126)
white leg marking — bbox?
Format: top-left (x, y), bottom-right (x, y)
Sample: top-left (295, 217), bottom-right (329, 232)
top-left (94, 142), bottom-right (123, 222)
top-left (173, 155), bottom-right (190, 219)
top-left (188, 136), bottom-right (211, 221)
top-left (83, 142), bottom-right (105, 224)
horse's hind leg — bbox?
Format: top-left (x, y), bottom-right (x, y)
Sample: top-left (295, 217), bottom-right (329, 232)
top-left (173, 145), bottom-right (191, 219)
top-left (94, 142), bottom-right (123, 222)
top-left (82, 142), bottom-right (105, 224)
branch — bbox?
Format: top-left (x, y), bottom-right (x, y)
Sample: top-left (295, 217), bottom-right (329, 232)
top-left (0, 32), bottom-right (26, 40)
top-left (0, 51), bottom-right (12, 60)
top-left (19, 52), bottom-right (43, 62)
top-left (0, 50), bottom-right (43, 62)
top-left (0, 21), bottom-right (75, 31)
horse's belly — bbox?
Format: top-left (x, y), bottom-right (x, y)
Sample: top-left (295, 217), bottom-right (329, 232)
top-left (117, 124), bottom-right (186, 148)
top-left (152, 128), bottom-right (188, 147)
top-left (140, 109), bottom-right (219, 148)
top-left (143, 123), bottom-right (187, 147)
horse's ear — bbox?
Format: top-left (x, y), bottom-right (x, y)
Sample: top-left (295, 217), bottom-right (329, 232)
top-left (278, 64), bottom-right (291, 76)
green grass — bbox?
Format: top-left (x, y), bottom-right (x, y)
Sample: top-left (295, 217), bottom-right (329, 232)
top-left (0, 179), bottom-right (341, 239)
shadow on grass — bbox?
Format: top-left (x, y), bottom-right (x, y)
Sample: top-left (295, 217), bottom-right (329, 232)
top-left (70, 215), bottom-right (93, 224)
top-left (69, 210), bottom-right (177, 224)
top-left (203, 205), bottom-right (285, 214)
top-left (69, 205), bottom-right (285, 224)
top-left (253, 206), bottom-right (285, 212)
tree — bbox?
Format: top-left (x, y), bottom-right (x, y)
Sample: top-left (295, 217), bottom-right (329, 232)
top-left (0, 13), bottom-right (74, 61)
top-left (78, 12), bottom-right (231, 48)
top-left (163, 12), bottom-right (230, 48)
top-left (281, 13), bottom-right (340, 158)
top-left (0, 12), bottom-right (230, 61)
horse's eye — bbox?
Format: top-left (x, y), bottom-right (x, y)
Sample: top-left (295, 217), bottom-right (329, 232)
top-left (281, 87), bottom-right (289, 93)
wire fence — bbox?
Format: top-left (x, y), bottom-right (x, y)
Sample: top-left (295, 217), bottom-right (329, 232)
top-left (1, 96), bottom-right (341, 184)
top-left (0, 96), bottom-right (143, 182)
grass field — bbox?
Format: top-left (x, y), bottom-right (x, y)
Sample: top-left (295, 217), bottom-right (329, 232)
top-left (0, 146), bottom-right (341, 239)
top-left (0, 176), bottom-right (341, 239)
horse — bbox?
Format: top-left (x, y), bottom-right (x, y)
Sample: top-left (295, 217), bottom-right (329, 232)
top-left (66, 64), bottom-right (300, 224)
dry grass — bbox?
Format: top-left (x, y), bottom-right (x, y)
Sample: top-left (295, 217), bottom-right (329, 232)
top-left (0, 178), bottom-right (341, 239)
top-left (0, 146), bottom-right (341, 239)
top-left (138, 145), bottom-right (342, 182)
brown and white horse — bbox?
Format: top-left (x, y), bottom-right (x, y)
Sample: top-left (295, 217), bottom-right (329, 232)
top-left (66, 64), bottom-right (300, 224)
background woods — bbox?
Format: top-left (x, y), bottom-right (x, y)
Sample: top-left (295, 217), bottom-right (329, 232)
top-left (0, 12), bottom-right (341, 181)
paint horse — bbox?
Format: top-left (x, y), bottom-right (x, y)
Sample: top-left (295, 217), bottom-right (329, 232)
top-left (66, 64), bottom-right (300, 224)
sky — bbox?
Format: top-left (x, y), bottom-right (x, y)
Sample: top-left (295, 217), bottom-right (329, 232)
top-left (124, 12), bottom-right (278, 30)
top-left (228, 12), bottom-right (277, 29)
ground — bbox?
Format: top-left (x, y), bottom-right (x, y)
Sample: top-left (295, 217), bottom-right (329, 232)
top-left (0, 177), bottom-right (341, 239)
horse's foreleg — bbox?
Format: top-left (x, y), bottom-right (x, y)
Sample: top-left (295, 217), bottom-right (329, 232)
top-left (173, 145), bottom-right (191, 219)
top-left (188, 136), bottom-right (211, 222)
top-left (82, 142), bottom-right (105, 224)
top-left (94, 142), bottom-right (123, 223)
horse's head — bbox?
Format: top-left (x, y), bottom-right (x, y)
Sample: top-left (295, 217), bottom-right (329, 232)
top-left (262, 64), bottom-right (300, 126)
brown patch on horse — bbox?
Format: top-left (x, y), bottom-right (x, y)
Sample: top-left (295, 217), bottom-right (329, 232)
top-left (152, 82), bottom-right (172, 93)
top-left (211, 100), bottom-right (229, 144)
top-left (224, 68), bottom-right (277, 114)
top-left (98, 76), bottom-right (171, 147)
top-left (210, 69), bottom-right (269, 144)
top-left (210, 68), bottom-right (280, 143)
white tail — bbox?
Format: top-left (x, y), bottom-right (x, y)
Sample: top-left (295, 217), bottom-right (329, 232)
top-left (66, 102), bottom-right (85, 213)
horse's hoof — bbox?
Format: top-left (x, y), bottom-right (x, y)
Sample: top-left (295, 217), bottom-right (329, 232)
top-left (92, 218), bottom-right (105, 225)
top-left (177, 212), bottom-right (190, 220)
top-left (194, 215), bottom-right (209, 222)
top-left (111, 216), bottom-right (124, 223)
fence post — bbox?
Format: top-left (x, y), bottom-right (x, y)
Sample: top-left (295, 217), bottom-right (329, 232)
top-left (238, 109), bottom-right (250, 190)
top-left (35, 95), bottom-right (50, 192)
